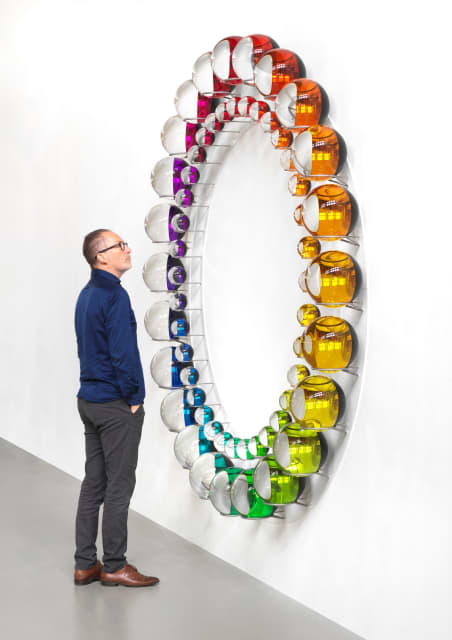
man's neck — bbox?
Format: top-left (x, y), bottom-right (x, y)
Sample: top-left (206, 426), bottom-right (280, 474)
top-left (93, 266), bottom-right (123, 279)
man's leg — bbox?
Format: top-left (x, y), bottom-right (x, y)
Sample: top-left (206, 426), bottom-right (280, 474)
top-left (97, 400), bottom-right (144, 574)
top-left (74, 399), bottom-right (107, 570)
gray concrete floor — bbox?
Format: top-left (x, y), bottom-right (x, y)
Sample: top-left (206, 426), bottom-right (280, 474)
top-left (0, 437), bottom-right (363, 640)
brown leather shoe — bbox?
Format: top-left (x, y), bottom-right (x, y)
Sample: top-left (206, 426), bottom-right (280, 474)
top-left (101, 563), bottom-right (159, 587)
top-left (74, 560), bottom-right (103, 585)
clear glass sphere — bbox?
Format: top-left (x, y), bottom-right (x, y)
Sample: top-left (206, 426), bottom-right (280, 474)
top-left (269, 410), bottom-right (292, 432)
top-left (254, 457), bottom-right (303, 504)
top-left (151, 347), bottom-right (191, 388)
top-left (168, 240), bottom-right (187, 258)
top-left (174, 425), bottom-right (201, 468)
top-left (212, 37), bottom-right (241, 83)
top-left (209, 467), bottom-right (243, 515)
top-left (279, 389), bottom-right (292, 411)
top-left (189, 452), bottom-right (232, 499)
top-left (175, 80), bottom-right (200, 120)
top-left (204, 420), bottom-right (224, 441)
top-left (185, 387), bottom-right (206, 406)
top-left (174, 188), bottom-right (194, 208)
top-left (247, 435), bottom-right (269, 457)
top-left (258, 426), bottom-right (276, 448)
top-left (160, 389), bottom-right (193, 432)
top-left (194, 406), bottom-right (214, 425)
top-left (144, 301), bottom-right (170, 340)
top-left (289, 375), bottom-right (339, 428)
top-left (145, 203), bottom-right (187, 243)
top-left (273, 426), bottom-right (322, 476)
top-left (161, 115), bottom-right (187, 154)
top-left (181, 165), bottom-right (200, 185)
top-left (287, 364), bottom-right (310, 387)
top-left (143, 254), bottom-right (170, 292)
top-left (187, 145), bottom-right (207, 164)
top-left (151, 157), bottom-right (177, 196)
top-left (230, 470), bottom-right (275, 518)
top-left (192, 52), bottom-right (215, 94)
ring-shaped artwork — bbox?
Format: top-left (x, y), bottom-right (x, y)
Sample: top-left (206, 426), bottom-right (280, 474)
top-left (144, 34), bottom-right (366, 522)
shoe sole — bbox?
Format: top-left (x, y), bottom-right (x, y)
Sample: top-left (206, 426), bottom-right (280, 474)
top-left (74, 577), bottom-right (101, 586)
top-left (101, 581), bottom-right (159, 587)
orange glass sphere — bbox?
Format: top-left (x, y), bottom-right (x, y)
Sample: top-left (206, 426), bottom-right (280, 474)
top-left (276, 79), bottom-right (328, 128)
top-left (300, 251), bottom-right (357, 305)
top-left (293, 126), bottom-right (346, 179)
top-left (295, 184), bottom-right (353, 237)
top-left (255, 49), bottom-right (306, 96)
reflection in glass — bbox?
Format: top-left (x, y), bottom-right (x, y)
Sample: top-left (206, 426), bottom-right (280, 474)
top-left (232, 34), bottom-right (279, 82)
top-left (292, 126), bottom-right (346, 179)
top-left (143, 254), bottom-right (186, 292)
top-left (254, 457), bottom-right (305, 504)
top-left (255, 49), bottom-right (306, 96)
top-left (295, 316), bottom-right (354, 370)
top-left (144, 203), bottom-right (189, 243)
top-left (230, 470), bottom-right (275, 518)
top-left (287, 364), bottom-right (310, 387)
top-left (276, 79), bottom-right (328, 129)
top-left (150, 345), bottom-right (198, 388)
top-left (210, 467), bottom-right (243, 516)
top-left (269, 410), bottom-right (292, 432)
top-left (294, 184), bottom-right (353, 237)
top-left (297, 304), bottom-right (320, 327)
top-left (161, 116), bottom-right (199, 154)
top-left (190, 452), bottom-right (233, 499)
top-left (160, 387), bottom-right (205, 432)
top-left (175, 80), bottom-right (215, 121)
top-left (297, 236), bottom-right (321, 259)
top-left (192, 51), bottom-right (231, 96)
top-left (212, 36), bottom-right (242, 84)
top-left (300, 251), bottom-right (357, 304)
top-left (273, 426), bottom-right (322, 475)
top-left (144, 301), bottom-right (189, 341)
top-left (289, 375), bottom-right (339, 428)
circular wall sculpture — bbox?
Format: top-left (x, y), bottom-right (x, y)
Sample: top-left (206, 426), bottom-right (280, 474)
top-left (144, 35), bottom-right (366, 522)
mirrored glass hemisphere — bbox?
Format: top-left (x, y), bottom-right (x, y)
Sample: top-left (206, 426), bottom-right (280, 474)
top-left (292, 126), bottom-right (346, 179)
top-left (174, 425), bottom-right (202, 468)
top-left (275, 79), bottom-right (328, 128)
top-left (255, 49), bottom-right (306, 96)
top-left (175, 80), bottom-right (214, 121)
top-left (301, 251), bottom-right (357, 304)
top-left (143, 254), bottom-right (186, 292)
top-left (209, 467), bottom-right (243, 515)
top-left (144, 301), bottom-right (187, 341)
top-left (230, 470), bottom-right (275, 518)
top-left (273, 427), bottom-right (322, 476)
top-left (192, 51), bottom-right (231, 95)
top-left (296, 316), bottom-right (354, 370)
top-left (288, 174), bottom-right (311, 196)
top-left (160, 388), bottom-right (204, 432)
top-left (232, 34), bottom-right (279, 82)
top-left (212, 36), bottom-right (242, 84)
top-left (296, 184), bottom-right (354, 237)
top-left (287, 364), bottom-right (310, 387)
top-left (258, 426), bottom-right (277, 448)
top-left (161, 116), bottom-right (199, 154)
top-left (297, 236), bottom-right (321, 259)
top-left (269, 410), bottom-right (292, 432)
top-left (289, 375), bottom-right (340, 428)
top-left (145, 203), bottom-right (188, 242)
top-left (297, 304), bottom-right (320, 326)
top-left (254, 457), bottom-right (304, 504)
top-left (189, 452), bottom-right (233, 499)
top-left (151, 346), bottom-right (197, 388)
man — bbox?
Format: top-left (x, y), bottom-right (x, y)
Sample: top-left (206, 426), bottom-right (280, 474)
top-left (73, 228), bottom-right (159, 588)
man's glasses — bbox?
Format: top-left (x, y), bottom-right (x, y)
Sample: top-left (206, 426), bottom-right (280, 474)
top-left (97, 241), bottom-right (128, 257)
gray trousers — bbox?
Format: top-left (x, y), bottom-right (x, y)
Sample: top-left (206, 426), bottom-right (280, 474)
top-left (75, 398), bottom-right (144, 573)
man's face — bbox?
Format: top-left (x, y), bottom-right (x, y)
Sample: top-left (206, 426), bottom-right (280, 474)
top-left (95, 231), bottom-right (132, 276)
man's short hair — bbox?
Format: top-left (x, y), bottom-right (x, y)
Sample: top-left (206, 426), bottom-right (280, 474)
top-left (82, 229), bottom-right (111, 266)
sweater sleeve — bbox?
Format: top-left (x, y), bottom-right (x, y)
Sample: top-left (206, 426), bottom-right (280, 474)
top-left (104, 289), bottom-right (145, 405)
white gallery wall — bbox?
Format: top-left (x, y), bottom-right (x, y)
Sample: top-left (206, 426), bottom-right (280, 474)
top-left (1, 2), bottom-right (451, 639)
